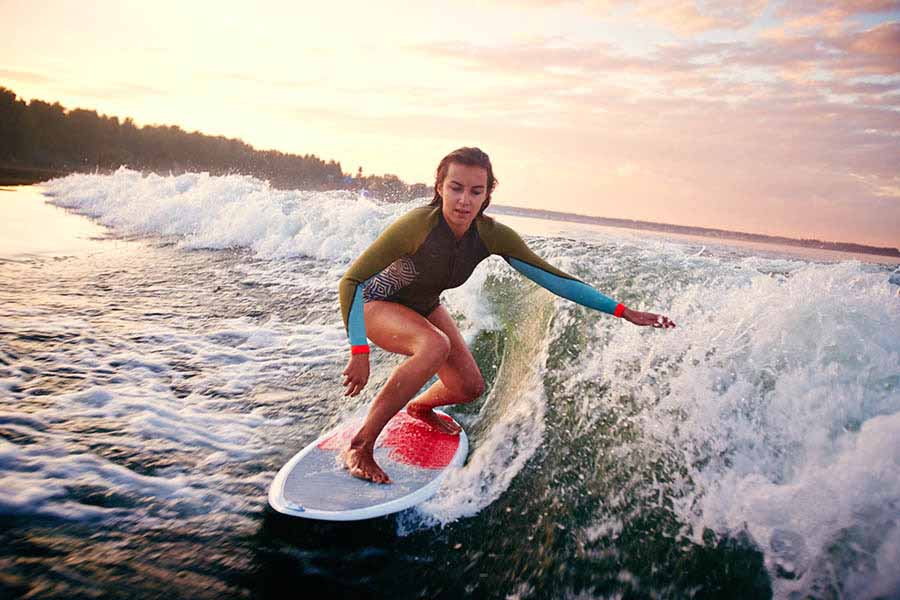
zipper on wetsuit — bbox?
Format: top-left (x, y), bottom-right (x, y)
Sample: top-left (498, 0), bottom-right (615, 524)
top-left (448, 236), bottom-right (462, 282)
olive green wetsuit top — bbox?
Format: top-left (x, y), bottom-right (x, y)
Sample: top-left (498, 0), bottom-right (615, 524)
top-left (339, 205), bottom-right (626, 351)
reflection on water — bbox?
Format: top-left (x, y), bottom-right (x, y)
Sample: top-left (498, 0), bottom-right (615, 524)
top-left (0, 185), bottom-right (111, 258)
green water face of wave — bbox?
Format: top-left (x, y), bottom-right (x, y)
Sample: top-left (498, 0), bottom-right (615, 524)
top-left (373, 241), bottom-right (897, 598)
top-left (416, 268), bottom-right (772, 598)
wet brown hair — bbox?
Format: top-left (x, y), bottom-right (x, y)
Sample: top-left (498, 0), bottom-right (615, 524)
top-left (429, 147), bottom-right (498, 216)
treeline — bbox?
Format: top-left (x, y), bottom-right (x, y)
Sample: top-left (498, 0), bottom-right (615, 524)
top-left (0, 86), bottom-right (427, 200)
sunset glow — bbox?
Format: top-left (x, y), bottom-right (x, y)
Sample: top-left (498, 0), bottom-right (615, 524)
top-left (3, 0), bottom-right (899, 246)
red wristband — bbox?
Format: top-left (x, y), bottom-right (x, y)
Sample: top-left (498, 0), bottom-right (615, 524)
top-left (614, 303), bottom-right (627, 318)
top-left (351, 345), bottom-right (370, 355)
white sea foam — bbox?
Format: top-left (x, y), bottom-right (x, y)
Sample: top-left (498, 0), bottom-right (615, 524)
top-left (569, 257), bottom-right (900, 598)
top-left (413, 386), bottom-right (548, 527)
top-left (20, 170), bottom-right (899, 596)
top-left (0, 312), bottom-right (320, 523)
top-left (44, 168), bottom-right (422, 262)
top-left (442, 258), bottom-right (501, 342)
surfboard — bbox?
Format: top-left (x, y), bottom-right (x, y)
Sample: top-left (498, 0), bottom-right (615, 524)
top-left (268, 408), bottom-right (468, 521)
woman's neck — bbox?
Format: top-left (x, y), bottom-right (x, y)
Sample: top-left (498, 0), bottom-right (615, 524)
top-left (448, 222), bottom-right (468, 240)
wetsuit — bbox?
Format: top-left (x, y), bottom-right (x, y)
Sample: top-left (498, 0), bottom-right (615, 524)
top-left (339, 205), bottom-right (627, 353)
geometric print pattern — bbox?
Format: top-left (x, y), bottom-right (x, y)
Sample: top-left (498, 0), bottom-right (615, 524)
top-left (363, 256), bottom-right (418, 302)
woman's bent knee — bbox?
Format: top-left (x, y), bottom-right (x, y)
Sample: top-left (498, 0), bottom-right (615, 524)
top-left (417, 330), bottom-right (451, 366)
top-left (461, 376), bottom-right (485, 402)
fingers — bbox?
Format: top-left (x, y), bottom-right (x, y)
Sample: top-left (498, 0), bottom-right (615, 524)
top-left (343, 375), bottom-right (367, 397)
top-left (640, 312), bottom-right (676, 329)
top-left (650, 314), bottom-right (676, 328)
top-left (343, 358), bottom-right (368, 395)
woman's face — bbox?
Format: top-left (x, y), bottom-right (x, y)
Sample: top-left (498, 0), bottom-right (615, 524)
top-left (439, 162), bottom-right (488, 235)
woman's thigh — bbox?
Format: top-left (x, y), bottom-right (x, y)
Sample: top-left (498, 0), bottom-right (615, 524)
top-left (363, 301), bottom-right (449, 356)
top-left (426, 304), bottom-right (484, 396)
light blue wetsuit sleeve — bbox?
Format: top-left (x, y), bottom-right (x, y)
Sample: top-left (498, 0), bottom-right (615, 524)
top-left (347, 285), bottom-right (367, 346)
top-left (505, 257), bottom-right (621, 315)
top-left (476, 217), bottom-right (626, 318)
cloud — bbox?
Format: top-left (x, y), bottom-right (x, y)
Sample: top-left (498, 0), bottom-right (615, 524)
top-left (0, 68), bottom-right (54, 85)
top-left (401, 22), bottom-right (900, 231)
top-left (775, 0), bottom-right (899, 33)
top-left (54, 81), bottom-right (165, 102)
top-left (210, 72), bottom-right (324, 90)
top-left (490, 0), bottom-right (769, 33)
top-left (842, 21), bottom-right (900, 59)
top-left (1, 68), bottom-right (164, 105)
top-left (756, 22), bottom-right (900, 76)
top-left (630, 0), bottom-right (769, 34)
top-left (414, 39), bottom-right (649, 78)
top-left (414, 22), bottom-right (900, 99)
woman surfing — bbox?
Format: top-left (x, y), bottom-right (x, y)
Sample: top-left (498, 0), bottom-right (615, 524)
top-left (338, 147), bottom-right (676, 484)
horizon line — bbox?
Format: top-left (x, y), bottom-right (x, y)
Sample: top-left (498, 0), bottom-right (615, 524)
top-left (489, 204), bottom-right (900, 256)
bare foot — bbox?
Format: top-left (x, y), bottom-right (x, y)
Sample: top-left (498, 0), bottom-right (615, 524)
top-left (339, 445), bottom-right (391, 484)
top-left (406, 404), bottom-right (461, 435)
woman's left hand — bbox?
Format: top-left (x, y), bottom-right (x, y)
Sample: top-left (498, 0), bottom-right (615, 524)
top-left (622, 308), bottom-right (676, 329)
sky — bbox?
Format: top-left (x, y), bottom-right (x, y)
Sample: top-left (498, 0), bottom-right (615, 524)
top-left (2, 0), bottom-right (899, 247)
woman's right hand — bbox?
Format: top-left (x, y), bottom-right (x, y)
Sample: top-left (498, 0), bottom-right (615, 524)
top-left (342, 353), bottom-right (370, 397)
top-left (622, 307), bottom-right (676, 329)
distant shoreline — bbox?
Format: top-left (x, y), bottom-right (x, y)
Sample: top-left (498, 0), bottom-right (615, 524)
top-left (489, 205), bottom-right (900, 259)
top-left (0, 164), bottom-right (71, 186)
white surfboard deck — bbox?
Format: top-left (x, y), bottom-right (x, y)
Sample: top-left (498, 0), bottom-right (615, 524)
top-left (269, 408), bottom-right (468, 521)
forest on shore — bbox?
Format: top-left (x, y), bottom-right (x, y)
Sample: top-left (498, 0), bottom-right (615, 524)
top-left (0, 86), bottom-right (429, 200)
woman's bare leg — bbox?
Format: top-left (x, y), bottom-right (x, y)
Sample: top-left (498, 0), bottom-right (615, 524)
top-left (341, 301), bottom-right (451, 484)
top-left (406, 305), bottom-right (486, 435)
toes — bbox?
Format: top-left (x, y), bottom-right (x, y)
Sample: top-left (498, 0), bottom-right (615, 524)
top-left (350, 465), bottom-right (375, 482)
top-left (440, 420), bottom-right (461, 435)
top-left (365, 469), bottom-right (389, 484)
top-left (343, 452), bottom-right (391, 484)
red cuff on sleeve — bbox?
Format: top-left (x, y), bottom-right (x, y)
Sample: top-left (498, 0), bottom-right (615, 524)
top-left (614, 303), bottom-right (626, 318)
top-left (351, 345), bottom-right (370, 355)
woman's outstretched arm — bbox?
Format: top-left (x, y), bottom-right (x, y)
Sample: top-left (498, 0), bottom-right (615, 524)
top-left (476, 218), bottom-right (676, 328)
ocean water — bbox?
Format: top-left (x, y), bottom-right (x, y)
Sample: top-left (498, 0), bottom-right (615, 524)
top-left (1, 169), bottom-right (898, 599)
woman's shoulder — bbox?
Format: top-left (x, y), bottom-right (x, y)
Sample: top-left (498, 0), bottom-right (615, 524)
top-left (475, 213), bottom-right (522, 253)
top-left (375, 205), bottom-right (442, 250)
top-left (476, 213), bottom-right (517, 234)
top-left (406, 204), bottom-right (441, 218)
top-left (392, 204), bottom-right (441, 229)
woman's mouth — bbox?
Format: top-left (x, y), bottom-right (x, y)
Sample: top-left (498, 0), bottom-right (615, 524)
top-left (453, 208), bottom-right (470, 218)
